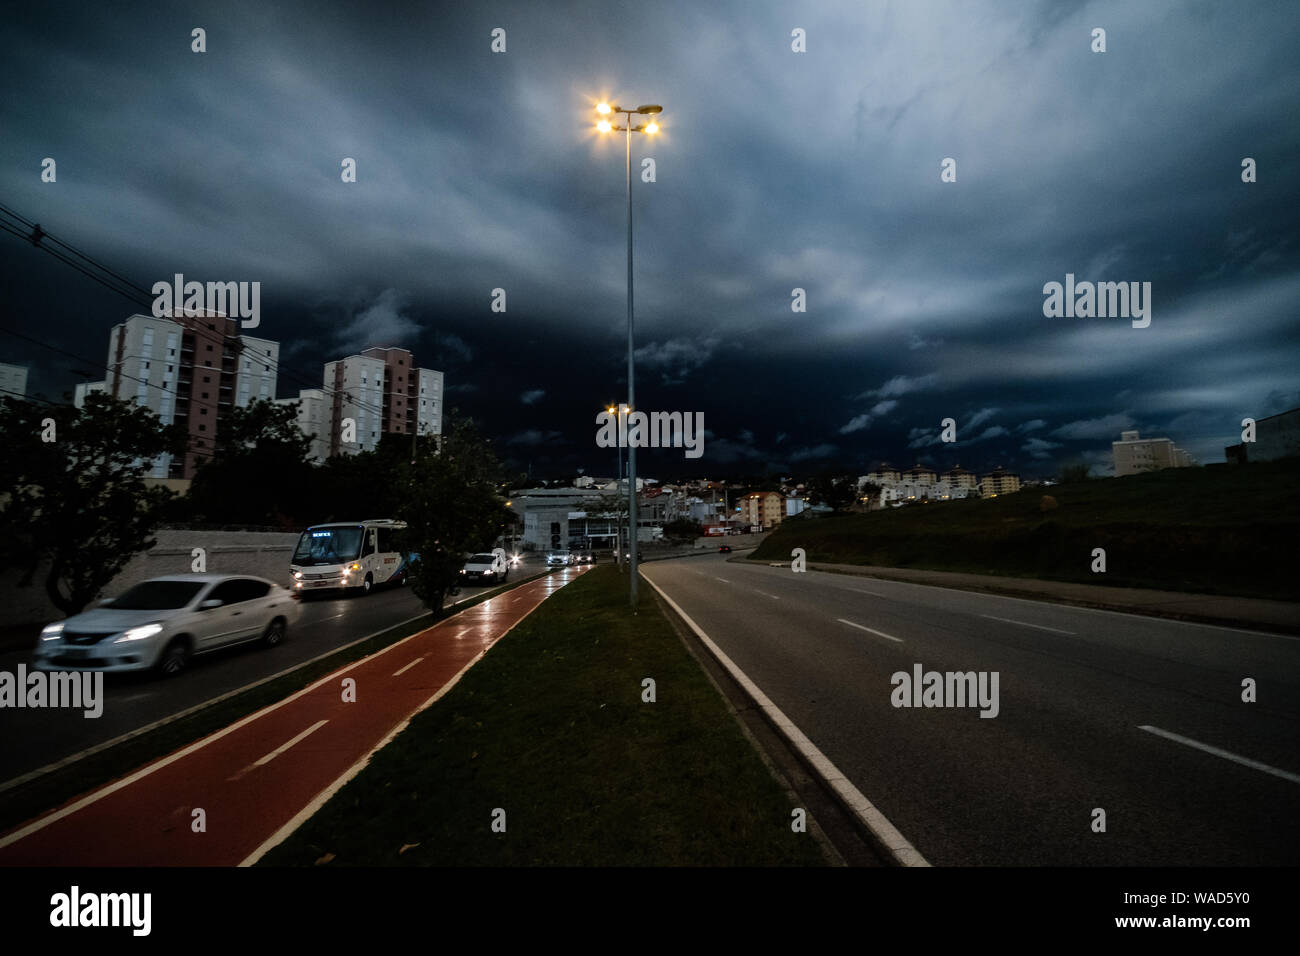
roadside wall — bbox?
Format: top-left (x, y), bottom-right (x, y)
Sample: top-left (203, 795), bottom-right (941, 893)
top-left (0, 530), bottom-right (299, 626)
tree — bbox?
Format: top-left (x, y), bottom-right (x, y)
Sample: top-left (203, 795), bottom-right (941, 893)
top-left (0, 393), bottom-right (185, 615)
top-left (401, 418), bottom-right (512, 613)
top-left (186, 399), bottom-right (314, 526)
top-left (806, 470), bottom-right (857, 510)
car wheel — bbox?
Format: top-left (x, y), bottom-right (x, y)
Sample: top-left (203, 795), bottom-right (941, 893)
top-left (502, 567), bottom-right (509, 581)
top-left (359, 574), bottom-right (373, 595)
top-left (261, 617), bottom-right (286, 648)
top-left (156, 638), bottom-right (190, 677)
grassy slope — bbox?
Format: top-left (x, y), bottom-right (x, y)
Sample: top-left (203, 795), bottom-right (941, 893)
top-left (752, 459), bottom-right (1300, 600)
top-left (259, 565), bottom-right (827, 866)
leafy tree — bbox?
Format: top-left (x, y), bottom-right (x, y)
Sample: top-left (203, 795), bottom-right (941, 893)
top-left (186, 399), bottom-right (314, 526)
top-left (806, 471), bottom-right (858, 510)
top-left (0, 393), bottom-right (184, 615)
top-left (401, 418), bottom-right (512, 612)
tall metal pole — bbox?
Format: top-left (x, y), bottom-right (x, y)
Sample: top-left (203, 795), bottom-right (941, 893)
top-left (625, 114), bottom-right (638, 609)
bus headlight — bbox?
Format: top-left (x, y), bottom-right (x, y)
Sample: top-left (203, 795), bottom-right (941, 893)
top-left (293, 571), bottom-right (303, 580)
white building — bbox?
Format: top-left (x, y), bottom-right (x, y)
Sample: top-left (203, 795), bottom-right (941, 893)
top-left (274, 388), bottom-right (330, 463)
top-left (73, 380), bottom-right (107, 406)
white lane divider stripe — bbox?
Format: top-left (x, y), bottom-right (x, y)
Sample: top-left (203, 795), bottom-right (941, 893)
top-left (836, 619), bottom-right (903, 643)
top-left (254, 719), bottom-right (330, 768)
top-left (1139, 725), bottom-right (1300, 785)
top-left (980, 614), bottom-right (1076, 635)
top-left (392, 656), bottom-right (424, 677)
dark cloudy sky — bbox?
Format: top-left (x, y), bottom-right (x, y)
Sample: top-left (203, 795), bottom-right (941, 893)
top-left (2, 0), bottom-right (1297, 479)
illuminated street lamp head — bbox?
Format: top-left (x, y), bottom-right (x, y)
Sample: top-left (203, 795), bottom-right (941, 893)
top-left (596, 102), bottom-right (612, 114)
top-left (596, 119), bottom-right (612, 133)
top-left (645, 121), bottom-right (659, 134)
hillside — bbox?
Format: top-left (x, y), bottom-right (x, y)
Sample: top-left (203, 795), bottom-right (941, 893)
top-left (750, 459), bottom-right (1300, 601)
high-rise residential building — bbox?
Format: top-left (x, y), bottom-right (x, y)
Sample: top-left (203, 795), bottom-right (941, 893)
top-left (282, 346), bottom-right (444, 459)
top-left (1112, 429), bottom-right (1194, 476)
top-left (274, 388), bottom-right (329, 463)
top-left (942, 465), bottom-right (979, 490)
top-left (89, 312), bottom-right (279, 478)
top-left (0, 362), bottom-right (28, 399)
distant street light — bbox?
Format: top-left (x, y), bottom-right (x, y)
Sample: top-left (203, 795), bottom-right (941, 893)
top-left (595, 100), bottom-right (663, 610)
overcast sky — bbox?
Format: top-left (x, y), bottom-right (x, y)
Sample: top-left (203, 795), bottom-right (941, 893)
top-left (2, 0), bottom-right (1297, 479)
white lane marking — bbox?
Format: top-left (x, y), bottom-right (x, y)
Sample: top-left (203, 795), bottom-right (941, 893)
top-left (850, 587), bottom-right (887, 598)
top-left (715, 577), bottom-right (731, 583)
top-left (1138, 725), bottom-right (1300, 785)
top-left (253, 719), bottom-right (329, 767)
top-left (392, 656), bottom-right (424, 677)
top-left (836, 619), bottom-right (904, 643)
top-left (752, 589), bottom-right (781, 600)
top-left (980, 614), bottom-right (1076, 635)
top-left (807, 570), bottom-right (1298, 641)
top-left (642, 573), bottom-right (928, 867)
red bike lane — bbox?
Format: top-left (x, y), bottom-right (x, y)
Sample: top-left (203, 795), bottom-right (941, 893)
top-left (0, 568), bottom-right (586, 866)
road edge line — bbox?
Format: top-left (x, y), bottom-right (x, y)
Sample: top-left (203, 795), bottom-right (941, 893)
top-left (641, 572), bottom-right (930, 867)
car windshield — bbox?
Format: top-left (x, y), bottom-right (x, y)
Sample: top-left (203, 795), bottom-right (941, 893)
top-left (294, 527), bottom-right (363, 565)
top-left (469, 554), bottom-right (496, 563)
top-left (106, 580), bottom-right (206, 610)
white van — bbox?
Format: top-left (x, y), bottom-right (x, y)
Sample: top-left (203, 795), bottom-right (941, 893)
top-left (290, 519), bottom-right (409, 595)
top-left (460, 547), bottom-right (510, 584)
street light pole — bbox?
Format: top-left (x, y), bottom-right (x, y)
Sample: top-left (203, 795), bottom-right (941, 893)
top-left (596, 100), bottom-right (661, 611)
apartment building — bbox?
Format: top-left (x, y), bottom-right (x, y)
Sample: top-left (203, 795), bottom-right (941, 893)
top-left (979, 467), bottom-right (1021, 497)
top-left (739, 491), bottom-right (784, 530)
top-left (76, 312), bottom-right (280, 478)
top-left (1112, 430), bottom-right (1194, 476)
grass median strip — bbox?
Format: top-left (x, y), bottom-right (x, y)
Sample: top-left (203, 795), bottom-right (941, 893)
top-left (258, 564), bottom-right (828, 866)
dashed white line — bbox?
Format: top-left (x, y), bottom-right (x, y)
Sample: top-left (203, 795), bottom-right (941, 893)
top-left (980, 614), bottom-right (1076, 635)
top-left (253, 719), bottom-right (329, 767)
top-left (752, 589), bottom-right (781, 599)
top-left (715, 577), bottom-right (731, 584)
top-left (1139, 725), bottom-right (1300, 785)
top-left (836, 619), bottom-right (903, 643)
top-left (392, 656), bottom-right (424, 677)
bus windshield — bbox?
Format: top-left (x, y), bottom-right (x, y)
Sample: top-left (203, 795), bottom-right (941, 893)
top-left (293, 527), bottom-right (364, 565)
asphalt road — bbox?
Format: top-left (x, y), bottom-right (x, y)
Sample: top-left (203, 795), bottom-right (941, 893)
top-left (0, 557), bottom-right (551, 786)
top-left (642, 553), bottom-right (1300, 866)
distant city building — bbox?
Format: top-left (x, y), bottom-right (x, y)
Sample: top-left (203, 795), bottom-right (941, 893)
top-left (941, 465), bottom-right (979, 490)
top-left (1112, 429), bottom-right (1195, 476)
top-left (0, 362), bottom-right (28, 399)
top-left (87, 312), bottom-right (280, 478)
top-left (1224, 407), bottom-right (1300, 464)
top-left (281, 346), bottom-right (444, 460)
top-left (739, 491), bottom-right (784, 530)
top-left (979, 467), bottom-right (1021, 497)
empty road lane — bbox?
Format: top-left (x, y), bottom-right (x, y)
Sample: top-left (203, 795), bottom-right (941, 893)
top-left (642, 553), bottom-right (1300, 866)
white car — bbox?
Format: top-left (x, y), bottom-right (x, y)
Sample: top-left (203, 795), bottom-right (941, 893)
top-left (460, 548), bottom-right (510, 583)
top-left (33, 574), bottom-right (300, 677)
top-left (546, 550), bottom-right (573, 567)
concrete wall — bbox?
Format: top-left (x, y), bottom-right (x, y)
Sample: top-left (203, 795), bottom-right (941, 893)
top-left (1, 530), bottom-right (300, 626)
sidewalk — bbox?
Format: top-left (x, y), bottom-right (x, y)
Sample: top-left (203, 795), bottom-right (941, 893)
top-left (744, 558), bottom-right (1300, 635)
top-left (0, 569), bottom-right (587, 866)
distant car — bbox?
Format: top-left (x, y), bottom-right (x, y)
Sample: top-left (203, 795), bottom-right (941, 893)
top-left (461, 548), bottom-right (510, 583)
top-left (580, 552), bottom-right (595, 564)
top-left (33, 574), bottom-right (300, 677)
top-left (719, 545), bottom-right (732, 553)
top-left (546, 550), bottom-right (572, 567)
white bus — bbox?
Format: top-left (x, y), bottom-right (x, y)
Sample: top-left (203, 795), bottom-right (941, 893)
top-left (290, 519), bottom-right (411, 595)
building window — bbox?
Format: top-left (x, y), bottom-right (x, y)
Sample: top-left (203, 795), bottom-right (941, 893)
top-left (199, 424), bottom-right (206, 432)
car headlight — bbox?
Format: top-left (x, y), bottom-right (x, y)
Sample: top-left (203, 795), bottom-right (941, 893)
top-left (114, 622), bottom-right (164, 643)
top-left (40, 622), bottom-right (64, 641)
top-left (293, 571), bottom-right (303, 580)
